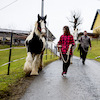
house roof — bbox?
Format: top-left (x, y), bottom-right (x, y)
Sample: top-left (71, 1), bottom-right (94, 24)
top-left (0, 28), bottom-right (30, 34)
top-left (0, 28), bottom-right (56, 41)
top-left (46, 27), bottom-right (56, 41)
top-left (79, 32), bottom-right (94, 35)
top-left (91, 9), bottom-right (100, 30)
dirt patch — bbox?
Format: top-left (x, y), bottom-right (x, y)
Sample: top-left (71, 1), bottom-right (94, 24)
top-left (0, 59), bottom-right (58, 100)
top-left (0, 76), bottom-right (36, 100)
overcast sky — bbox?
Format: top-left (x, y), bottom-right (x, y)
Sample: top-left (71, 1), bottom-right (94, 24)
top-left (0, 0), bottom-right (100, 43)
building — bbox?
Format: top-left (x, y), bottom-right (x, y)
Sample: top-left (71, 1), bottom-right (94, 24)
top-left (46, 28), bottom-right (56, 49)
top-left (0, 28), bottom-right (56, 46)
top-left (78, 32), bottom-right (97, 40)
top-left (0, 28), bottom-right (29, 45)
top-left (46, 28), bottom-right (56, 55)
top-left (91, 9), bottom-right (100, 33)
top-left (79, 10), bottom-right (100, 40)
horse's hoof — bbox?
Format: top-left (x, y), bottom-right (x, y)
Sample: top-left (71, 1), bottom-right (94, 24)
top-left (25, 73), bottom-right (31, 77)
top-left (30, 72), bottom-right (39, 76)
top-left (24, 70), bottom-right (31, 77)
top-left (39, 67), bottom-right (42, 71)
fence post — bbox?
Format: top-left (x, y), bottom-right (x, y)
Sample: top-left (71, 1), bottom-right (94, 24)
top-left (7, 32), bottom-right (13, 75)
top-left (56, 46), bottom-right (57, 57)
top-left (54, 45), bottom-right (55, 58)
top-left (46, 48), bottom-right (47, 60)
top-left (45, 42), bottom-right (48, 60)
top-left (51, 43), bottom-right (52, 59)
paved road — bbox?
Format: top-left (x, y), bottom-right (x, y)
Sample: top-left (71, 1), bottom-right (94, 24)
top-left (20, 57), bottom-right (100, 100)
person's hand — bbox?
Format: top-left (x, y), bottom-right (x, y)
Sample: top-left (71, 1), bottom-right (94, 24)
top-left (90, 47), bottom-right (92, 50)
top-left (57, 45), bottom-right (62, 48)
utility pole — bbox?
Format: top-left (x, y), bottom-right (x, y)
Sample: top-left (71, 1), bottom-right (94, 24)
top-left (41, 0), bottom-right (44, 17)
top-left (41, 0), bottom-right (48, 60)
top-left (46, 25), bottom-right (48, 60)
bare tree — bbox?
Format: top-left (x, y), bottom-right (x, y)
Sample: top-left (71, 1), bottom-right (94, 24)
top-left (67, 11), bottom-right (82, 31)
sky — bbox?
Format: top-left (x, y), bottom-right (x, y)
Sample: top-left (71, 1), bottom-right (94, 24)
top-left (0, 0), bottom-right (100, 43)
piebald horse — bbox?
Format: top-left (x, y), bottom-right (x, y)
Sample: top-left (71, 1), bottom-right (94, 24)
top-left (24, 14), bottom-right (47, 76)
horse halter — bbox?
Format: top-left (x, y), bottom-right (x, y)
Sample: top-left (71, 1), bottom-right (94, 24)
top-left (37, 22), bottom-right (46, 33)
top-left (38, 26), bottom-right (41, 32)
top-left (38, 27), bottom-right (46, 32)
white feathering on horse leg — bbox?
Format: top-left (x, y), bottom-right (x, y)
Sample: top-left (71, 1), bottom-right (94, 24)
top-left (24, 52), bottom-right (33, 74)
top-left (39, 58), bottom-right (43, 71)
top-left (31, 55), bottom-right (40, 75)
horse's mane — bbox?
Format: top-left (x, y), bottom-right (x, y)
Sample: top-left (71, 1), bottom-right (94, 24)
top-left (34, 21), bottom-right (38, 31)
top-left (30, 21), bottom-right (40, 36)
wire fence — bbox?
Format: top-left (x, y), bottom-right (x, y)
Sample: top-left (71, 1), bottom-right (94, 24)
top-left (0, 46), bottom-right (58, 93)
top-left (0, 32), bottom-right (58, 93)
top-left (0, 39), bottom-right (58, 74)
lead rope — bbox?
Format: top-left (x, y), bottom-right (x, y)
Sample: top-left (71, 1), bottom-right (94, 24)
top-left (81, 46), bottom-right (91, 54)
top-left (59, 44), bottom-right (72, 63)
top-left (82, 47), bottom-right (88, 53)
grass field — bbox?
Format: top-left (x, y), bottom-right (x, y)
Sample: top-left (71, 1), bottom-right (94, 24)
top-left (74, 40), bottom-right (100, 62)
top-left (0, 47), bottom-right (58, 95)
top-left (0, 45), bottom-right (24, 49)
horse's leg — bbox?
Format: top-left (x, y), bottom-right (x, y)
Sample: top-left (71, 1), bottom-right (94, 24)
top-left (39, 51), bottom-right (44, 71)
top-left (24, 52), bottom-right (33, 75)
top-left (70, 44), bottom-right (76, 64)
top-left (31, 54), bottom-right (41, 75)
top-left (70, 48), bottom-right (74, 64)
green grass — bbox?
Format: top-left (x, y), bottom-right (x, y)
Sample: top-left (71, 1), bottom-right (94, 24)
top-left (0, 47), bottom-right (58, 95)
top-left (0, 45), bottom-right (10, 49)
top-left (74, 40), bottom-right (100, 62)
top-left (0, 45), bottom-right (24, 49)
top-left (0, 59), bottom-right (25, 91)
top-left (0, 48), bottom-right (26, 66)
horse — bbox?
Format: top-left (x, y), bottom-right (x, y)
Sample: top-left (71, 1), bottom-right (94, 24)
top-left (70, 28), bottom-right (78, 64)
top-left (24, 14), bottom-right (47, 76)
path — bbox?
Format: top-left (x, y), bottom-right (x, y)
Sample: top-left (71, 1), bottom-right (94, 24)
top-left (20, 56), bottom-right (100, 100)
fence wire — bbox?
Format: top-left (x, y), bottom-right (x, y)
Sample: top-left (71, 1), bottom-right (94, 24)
top-left (0, 41), bottom-right (58, 86)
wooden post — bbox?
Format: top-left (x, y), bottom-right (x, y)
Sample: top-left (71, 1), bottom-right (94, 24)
top-left (46, 46), bottom-right (47, 60)
top-left (51, 43), bottom-right (52, 59)
top-left (7, 32), bottom-right (13, 75)
top-left (55, 45), bottom-right (57, 58)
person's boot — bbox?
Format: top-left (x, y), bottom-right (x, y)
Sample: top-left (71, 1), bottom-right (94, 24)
top-left (62, 72), bottom-right (66, 76)
top-left (80, 55), bottom-right (82, 59)
top-left (82, 60), bottom-right (85, 65)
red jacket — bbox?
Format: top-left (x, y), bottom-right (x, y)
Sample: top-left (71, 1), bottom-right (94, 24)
top-left (58, 34), bottom-right (75, 55)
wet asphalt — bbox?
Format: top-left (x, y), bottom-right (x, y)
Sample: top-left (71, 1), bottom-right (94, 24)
top-left (20, 56), bottom-right (100, 100)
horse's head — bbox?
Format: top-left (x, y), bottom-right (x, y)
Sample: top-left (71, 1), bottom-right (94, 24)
top-left (37, 14), bottom-right (47, 35)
